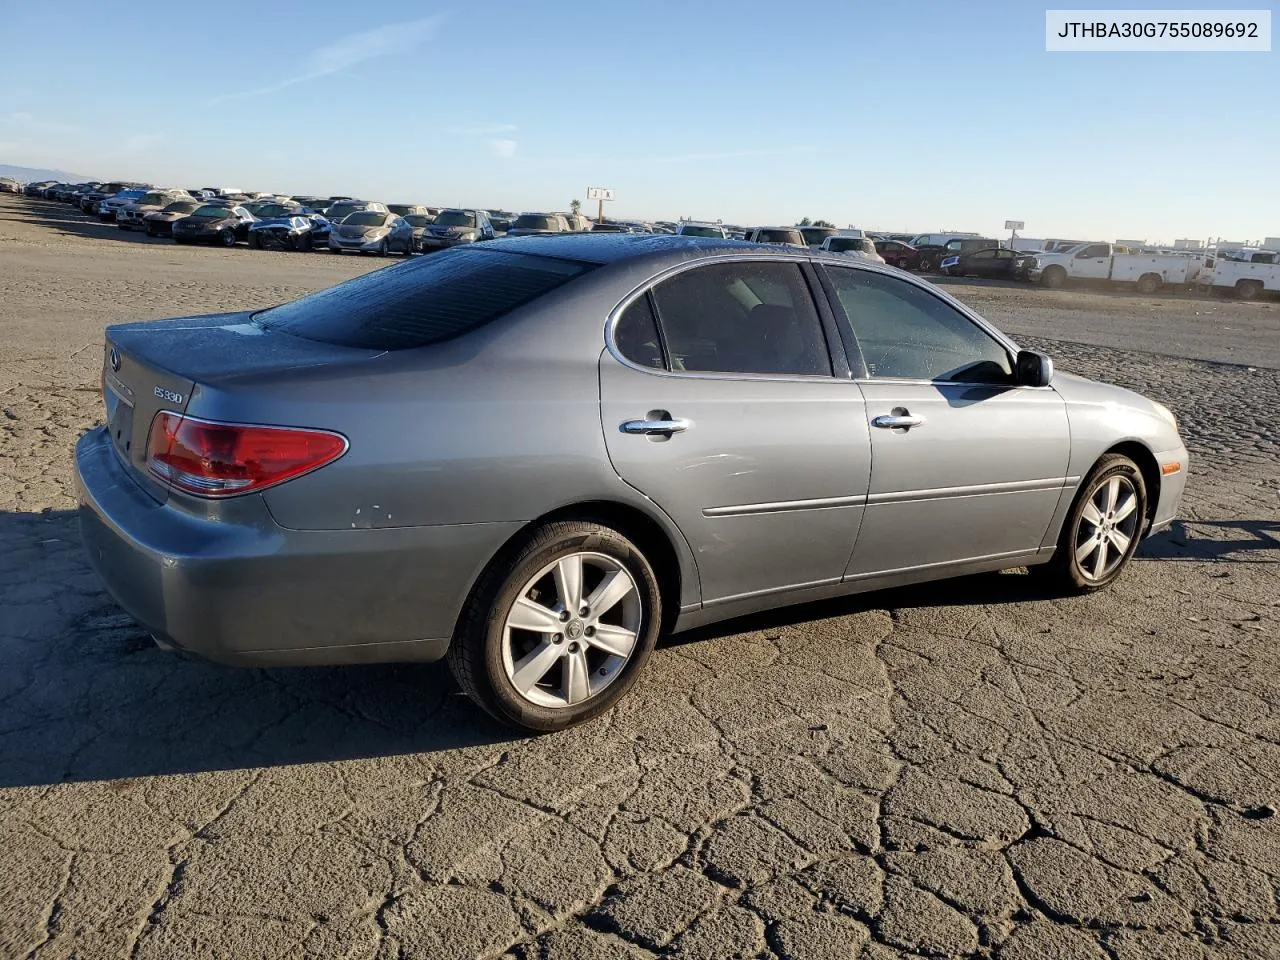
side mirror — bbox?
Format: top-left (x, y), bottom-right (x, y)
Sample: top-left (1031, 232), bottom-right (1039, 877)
top-left (1016, 350), bottom-right (1054, 387)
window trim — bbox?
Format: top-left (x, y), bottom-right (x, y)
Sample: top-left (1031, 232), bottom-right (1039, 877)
top-left (815, 262), bottom-right (1027, 387)
top-left (603, 254), bottom-right (842, 383)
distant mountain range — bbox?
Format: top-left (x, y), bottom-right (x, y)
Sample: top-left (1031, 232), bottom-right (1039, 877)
top-left (0, 162), bottom-right (99, 184)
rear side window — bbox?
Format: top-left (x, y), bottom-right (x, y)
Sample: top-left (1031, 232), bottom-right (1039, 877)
top-left (614, 295), bottom-right (664, 370)
top-left (255, 248), bottom-right (595, 350)
top-left (650, 262), bottom-right (832, 377)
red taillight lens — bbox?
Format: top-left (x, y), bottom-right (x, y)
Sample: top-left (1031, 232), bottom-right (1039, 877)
top-left (145, 412), bottom-right (347, 498)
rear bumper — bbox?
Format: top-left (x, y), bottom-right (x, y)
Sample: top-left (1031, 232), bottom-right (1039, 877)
top-left (74, 426), bottom-right (519, 667)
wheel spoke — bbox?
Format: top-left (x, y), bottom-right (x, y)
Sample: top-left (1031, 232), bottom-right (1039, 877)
top-left (1076, 538), bottom-right (1099, 567)
top-left (507, 597), bottom-right (562, 634)
top-left (1092, 539), bottom-right (1109, 578)
top-left (585, 569), bottom-right (635, 618)
top-left (1109, 528), bottom-right (1132, 555)
top-left (1113, 493), bottom-right (1138, 522)
top-left (509, 641), bottom-right (562, 695)
top-left (587, 623), bottom-right (637, 658)
top-left (563, 648), bottom-right (591, 705)
top-left (1081, 500), bottom-right (1104, 527)
top-left (1105, 477), bottom-right (1120, 514)
top-left (554, 555), bottom-right (584, 614)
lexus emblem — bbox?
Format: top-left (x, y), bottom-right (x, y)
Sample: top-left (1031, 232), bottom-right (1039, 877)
top-left (108, 347), bottom-right (121, 372)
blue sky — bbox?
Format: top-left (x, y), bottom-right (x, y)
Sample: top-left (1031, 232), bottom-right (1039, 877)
top-left (1, 1), bottom-right (1275, 242)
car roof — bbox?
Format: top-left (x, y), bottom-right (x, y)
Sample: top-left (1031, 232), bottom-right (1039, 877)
top-left (486, 233), bottom-right (823, 267)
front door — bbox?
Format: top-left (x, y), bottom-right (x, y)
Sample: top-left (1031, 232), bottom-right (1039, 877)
top-left (599, 259), bottom-right (871, 605)
top-left (1072, 242), bottom-right (1113, 279)
top-left (820, 265), bottom-right (1071, 578)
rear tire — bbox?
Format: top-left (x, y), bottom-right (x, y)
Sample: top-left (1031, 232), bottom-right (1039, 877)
top-left (1030, 453), bottom-right (1146, 594)
top-left (447, 519), bottom-right (662, 732)
top-left (917, 256), bottom-right (935, 272)
top-left (1042, 265), bottom-right (1067, 289)
top-left (1236, 279), bottom-right (1263, 301)
top-left (1136, 273), bottom-right (1161, 295)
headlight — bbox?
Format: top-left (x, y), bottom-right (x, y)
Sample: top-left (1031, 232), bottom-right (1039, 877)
top-left (368, 228), bottom-right (389, 240)
top-left (1150, 401), bottom-right (1178, 430)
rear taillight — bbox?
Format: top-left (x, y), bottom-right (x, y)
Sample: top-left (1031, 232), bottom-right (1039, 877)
top-left (145, 412), bottom-right (347, 498)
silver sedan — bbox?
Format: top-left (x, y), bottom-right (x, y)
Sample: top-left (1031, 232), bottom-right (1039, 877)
top-left (327, 211), bottom-right (414, 256)
top-left (75, 236), bottom-right (1188, 731)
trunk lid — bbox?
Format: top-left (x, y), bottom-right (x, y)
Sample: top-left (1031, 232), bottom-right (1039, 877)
top-left (102, 311), bottom-right (383, 502)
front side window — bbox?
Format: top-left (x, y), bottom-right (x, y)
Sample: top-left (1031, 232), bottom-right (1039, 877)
top-left (826, 268), bottom-right (1013, 383)
top-left (650, 262), bottom-right (832, 377)
top-left (1079, 244), bottom-right (1110, 258)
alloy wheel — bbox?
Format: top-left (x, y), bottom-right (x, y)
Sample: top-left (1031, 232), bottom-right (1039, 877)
top-left (501, 551), bottom-right (642, 709)
top-left (1073, 475), bottom-right (1140, 582)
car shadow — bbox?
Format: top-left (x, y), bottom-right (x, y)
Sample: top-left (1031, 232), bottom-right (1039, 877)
top-left (1136, 518), bottom-right (1280, 564)
top-left (4, 506), bottom-right (1267, 789)
top-left (1, 199), bottom-right (175, 245)
top-left (661, 566), bottom-right (1061, 649)
top-left (0, 508), bottom-right (519, 789)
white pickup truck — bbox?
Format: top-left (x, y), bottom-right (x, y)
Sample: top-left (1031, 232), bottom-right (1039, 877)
top-left (1029, 242), bottom-right (1205, 293)
top-left (1201, 253), bottom-right (1280, 300)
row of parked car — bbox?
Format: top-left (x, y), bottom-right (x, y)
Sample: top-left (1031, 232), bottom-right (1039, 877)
top-left (19, 178), bottom-right (1043, 281)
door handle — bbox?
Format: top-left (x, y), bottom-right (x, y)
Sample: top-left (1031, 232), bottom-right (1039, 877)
top-left (872, 414), bottom-right (925, 430)
top-left (620, 417), bottom-right (691, 436)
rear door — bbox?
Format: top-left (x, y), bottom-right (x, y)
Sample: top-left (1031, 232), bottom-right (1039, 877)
top-left (819, 266), bottom-right (1070, 578)
top-left (599, 258), bottom-right (871, 605)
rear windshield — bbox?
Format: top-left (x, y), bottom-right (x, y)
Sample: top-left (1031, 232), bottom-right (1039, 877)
top-left (826, 238), bottom-right (861, 252)
top-left (680, 225), bottom-right (723, 238)
top-left (254, 248), bottom-right (596, 350)
top-left (757, 229), bottom-right (802, 244)
top-left (514, 215), bottom-right (558, 230)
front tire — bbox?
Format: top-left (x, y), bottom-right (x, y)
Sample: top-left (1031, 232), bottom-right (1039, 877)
top-left (1042, 265), bottom-right (1067, 289)
top-left (1032, 453), bottom-right (1146, 593)
top-left (448, 520), bottom-right (663, 732)
top-left (220, 229), bottom-right (236, 247)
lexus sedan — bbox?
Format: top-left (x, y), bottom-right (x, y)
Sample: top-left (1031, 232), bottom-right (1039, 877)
top-left (417, 208), bottom-right (495, 251)
top-left (75, 236), bottom-right (1188, 732)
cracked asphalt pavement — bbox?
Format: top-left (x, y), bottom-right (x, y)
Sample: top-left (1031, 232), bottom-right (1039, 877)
top-left (2, 196), bottom-right (1279, 959)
